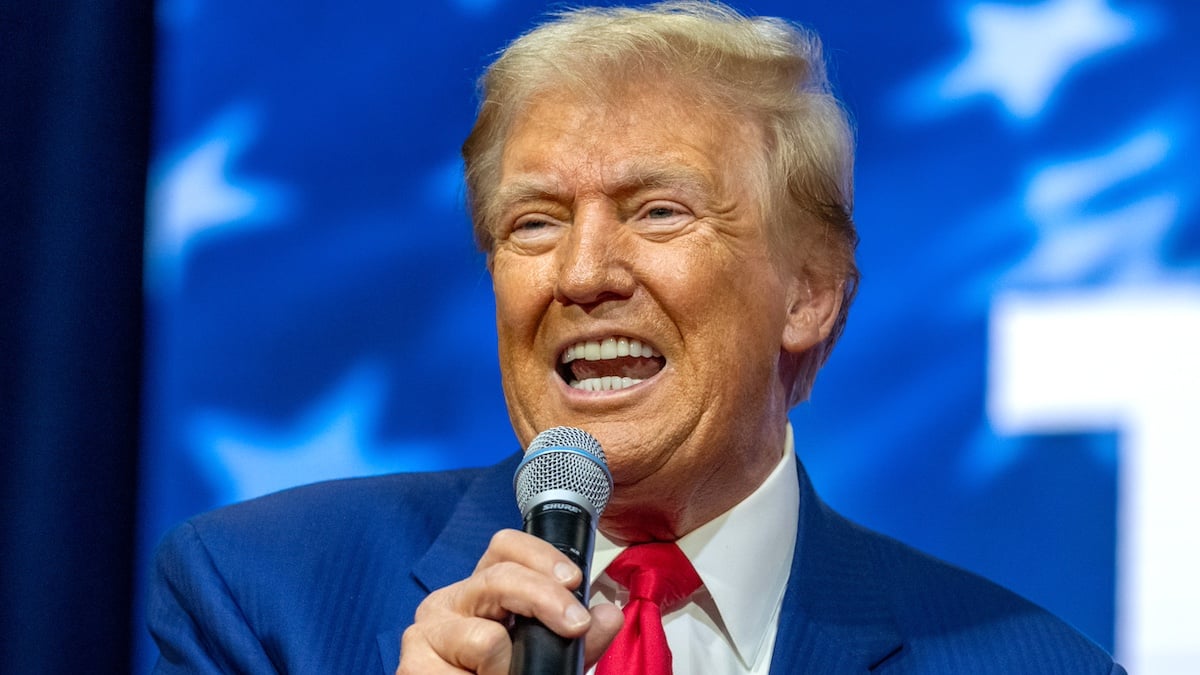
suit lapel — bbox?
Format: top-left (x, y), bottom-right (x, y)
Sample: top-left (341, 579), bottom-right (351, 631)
top-left (769, 460), bottom-right (903, 673)
top-left (411, 454), bottom-right (524, 593)
top-left (377, 455), bottom-right (524, 673)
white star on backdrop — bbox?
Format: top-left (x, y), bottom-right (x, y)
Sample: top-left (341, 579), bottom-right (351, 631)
top-left (145, 105), bottom-right (289, 294)
top-left (1012, 128), bottom-right (1181, 286)
top-left (189, 365), bottom-right (446, 504)
top-left (936, 0), bottom-right (1132, 118)
top-left (938, 0), bottom-right (1136, 120)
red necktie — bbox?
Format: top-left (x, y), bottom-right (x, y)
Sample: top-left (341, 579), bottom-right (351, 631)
top-left (595, 543), bottom-right (703, 675)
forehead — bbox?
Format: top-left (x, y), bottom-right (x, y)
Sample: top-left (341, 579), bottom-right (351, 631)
top-left (497, 84), bottom-right (762, 196)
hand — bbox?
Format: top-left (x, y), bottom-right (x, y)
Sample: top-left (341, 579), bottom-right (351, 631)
top-left (397, 528), bottom-right (624, 674)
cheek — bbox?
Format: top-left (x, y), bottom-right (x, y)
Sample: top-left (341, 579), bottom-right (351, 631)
top-left (665, 246), bottom-right (767, 315)
top-left (492, 258), bottom-right (549, 332)
top-left (674, 259), bottom-right (787, 348)
top-left (493, 295), bottom-right (540, 392)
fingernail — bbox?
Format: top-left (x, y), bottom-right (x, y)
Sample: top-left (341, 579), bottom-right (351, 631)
top-left (553, 562), bottom-right (577, 583)
top-left (564, 603), bottom-right (590, 629)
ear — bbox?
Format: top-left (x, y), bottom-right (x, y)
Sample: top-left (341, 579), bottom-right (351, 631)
top-left (781, 273), bottom-right (843, 354)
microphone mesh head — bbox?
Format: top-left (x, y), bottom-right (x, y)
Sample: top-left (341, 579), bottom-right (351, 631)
top-left (514, 426), bottom-right (612, 517)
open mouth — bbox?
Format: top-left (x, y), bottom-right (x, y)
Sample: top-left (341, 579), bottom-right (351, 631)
top-left (557, 336), bottom-right (666, 391)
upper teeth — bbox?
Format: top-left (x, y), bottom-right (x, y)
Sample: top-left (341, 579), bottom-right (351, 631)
top-left (561, 337), bottom-right (661, 363)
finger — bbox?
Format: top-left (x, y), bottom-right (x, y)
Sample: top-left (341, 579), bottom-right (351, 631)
top-left (583, 602), bottom-right (625, 667)
top-left (475, 529), bottom-right (582, 589)
top-left (448, 560), bottom-right (593, 636)
top-left (399, 615), bottom-right (511, 675)
top-left (397, 625), bottom-right (471, 675)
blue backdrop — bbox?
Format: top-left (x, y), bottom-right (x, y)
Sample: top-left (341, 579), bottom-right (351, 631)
top-left (137, 1), bottom-right (1200, 672)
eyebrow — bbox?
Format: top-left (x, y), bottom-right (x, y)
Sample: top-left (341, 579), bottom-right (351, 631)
top-left (492, 162), bottom-right (715, 211)
top-left (491, 179), bottom-right (566, 212)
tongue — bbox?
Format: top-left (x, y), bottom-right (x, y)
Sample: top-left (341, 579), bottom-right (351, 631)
top-left (571, 356), bottom-right (663, 381)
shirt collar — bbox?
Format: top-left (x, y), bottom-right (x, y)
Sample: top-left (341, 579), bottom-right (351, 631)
top-left (591, 425), bottom-right (800, 669)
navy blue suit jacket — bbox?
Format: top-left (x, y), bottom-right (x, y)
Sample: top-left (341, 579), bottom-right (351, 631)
top-left (148, 454), bottom-right (1124, 673)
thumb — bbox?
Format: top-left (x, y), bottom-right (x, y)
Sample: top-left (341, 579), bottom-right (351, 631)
top-left (582, 602), bottom-right (624, 667)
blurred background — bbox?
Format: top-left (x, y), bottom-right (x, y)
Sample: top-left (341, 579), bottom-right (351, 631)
top-left (4, 0), bottom-right (1197, 672)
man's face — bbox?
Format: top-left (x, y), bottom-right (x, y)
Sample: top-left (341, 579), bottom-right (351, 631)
top-left (488, 84), bottom-right (835, 539)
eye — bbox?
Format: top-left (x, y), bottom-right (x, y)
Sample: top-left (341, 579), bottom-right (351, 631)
top-left (637, 200), bottom-right (690, 221)
top-left (632, 201), bottom-right (693, 237)
top-left (514, 218), bottom-right (551, 232)
top-left (503, 214), bottom-right (564, 252)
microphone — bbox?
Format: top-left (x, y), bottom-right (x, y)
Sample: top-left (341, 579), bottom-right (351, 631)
top-left (510, 426), bottom-right (613, 675)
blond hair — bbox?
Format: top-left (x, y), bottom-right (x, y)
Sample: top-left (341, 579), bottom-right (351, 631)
top-left (462, 0), bottom-right (859, 402)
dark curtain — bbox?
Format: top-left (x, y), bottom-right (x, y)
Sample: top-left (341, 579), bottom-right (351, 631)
top-left (1, 1), bottom-right (154, 672)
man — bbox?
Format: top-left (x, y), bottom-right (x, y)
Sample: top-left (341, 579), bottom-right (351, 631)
top-left (148, 2), bottom-right (1124, 673)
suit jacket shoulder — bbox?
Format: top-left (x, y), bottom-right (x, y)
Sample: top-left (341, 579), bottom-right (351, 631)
top-left (147, 457), bottom-right (522, 674)
top-left (770, 465), bottom-right (1125, 674)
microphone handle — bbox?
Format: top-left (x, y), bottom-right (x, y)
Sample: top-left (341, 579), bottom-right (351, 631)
top-left (509, 501), bottom-right (595, 675)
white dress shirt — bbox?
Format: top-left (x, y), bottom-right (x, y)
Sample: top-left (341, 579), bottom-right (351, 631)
top-left (587, 426), bottom-right (800, 674)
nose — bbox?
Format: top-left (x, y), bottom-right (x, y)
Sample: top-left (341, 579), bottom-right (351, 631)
top-left (553, 205), bottom-right (636, 308)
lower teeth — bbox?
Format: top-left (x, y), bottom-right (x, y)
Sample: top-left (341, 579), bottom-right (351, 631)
top-left (571, 376), bottom-right (643, 391)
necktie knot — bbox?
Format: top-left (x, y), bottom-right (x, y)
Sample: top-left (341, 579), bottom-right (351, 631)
top-left (595, 542), bottom-right (701, 675)
top-left (605, 542), bottom-right (702, 611)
